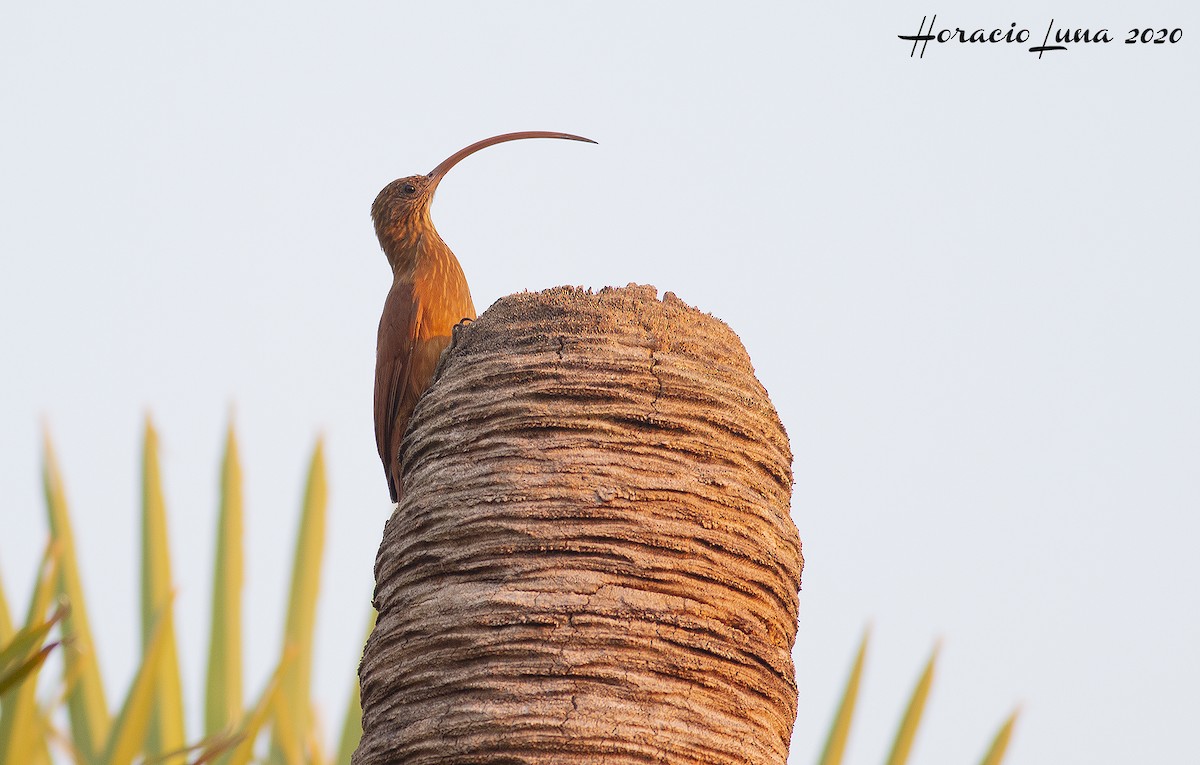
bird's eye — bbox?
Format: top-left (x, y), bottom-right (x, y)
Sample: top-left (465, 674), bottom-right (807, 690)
top-left (401, 183), bottom-right (417, 195)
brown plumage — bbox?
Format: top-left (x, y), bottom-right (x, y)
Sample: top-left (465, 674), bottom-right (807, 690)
top-left (371, 131), bottom-right (596, 502)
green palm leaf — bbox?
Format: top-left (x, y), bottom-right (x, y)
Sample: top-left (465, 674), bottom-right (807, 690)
top-left (205, 420), bottom-right (245, 736)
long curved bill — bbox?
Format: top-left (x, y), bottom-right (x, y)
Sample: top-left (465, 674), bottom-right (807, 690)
top-left (427, 131), bottom-right (597, 190)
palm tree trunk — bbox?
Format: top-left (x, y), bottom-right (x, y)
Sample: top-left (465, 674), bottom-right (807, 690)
top-left (354, 284), bottom-right (803, 765)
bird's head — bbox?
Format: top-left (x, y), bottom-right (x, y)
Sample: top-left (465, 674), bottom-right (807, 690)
top-left (371, 131), bottom-right (596, 268)
top-left (371, 174), bottom-right (436, 256)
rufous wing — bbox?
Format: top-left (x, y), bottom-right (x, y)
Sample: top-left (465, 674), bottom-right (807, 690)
top-left (374, 280), bottom-right (457, 502)
top-left (375, 280), bottom-right (421, 502)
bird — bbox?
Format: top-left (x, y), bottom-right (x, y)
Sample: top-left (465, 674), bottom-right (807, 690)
top-left (371, 131), bottom-right (596, 502)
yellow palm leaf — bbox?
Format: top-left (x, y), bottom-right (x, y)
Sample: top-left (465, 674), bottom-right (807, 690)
top-left (978, 707), bottom-right (1020, 765)
top-left (221, 653), bottom-right (290, 765)
top-left (268, 439), bottom-right (328, 764)
top-left (0, 547), bottom-right (61, 765)
top-left (0, 566), bottom-right (13, 644)
top-left (100, 600), bottom-right (173, 765)
top-left (43, 429), bottom-right (111, 763)
top-left (817, 626), bottom-right (869, 765)
top-left (140, 417), bottom-right (187, 764)
top-left (884, 643), bottom-right (939, 765)
top-left (334, 608), bottom-right (376, 764)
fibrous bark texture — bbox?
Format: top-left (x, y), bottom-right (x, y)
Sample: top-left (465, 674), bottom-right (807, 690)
top-left (355, 284), bottom-right (803, 765)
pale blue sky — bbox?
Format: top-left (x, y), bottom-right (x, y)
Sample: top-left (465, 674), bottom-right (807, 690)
top-left (1, 2), bottom-right (1197, 763)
